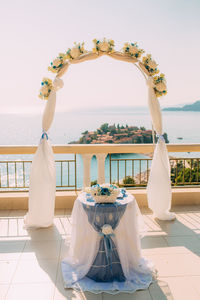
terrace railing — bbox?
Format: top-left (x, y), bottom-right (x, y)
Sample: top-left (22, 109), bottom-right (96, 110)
top-left (0, 144), bottom-right (200, 192)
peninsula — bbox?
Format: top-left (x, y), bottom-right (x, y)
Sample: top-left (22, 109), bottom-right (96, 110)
top-left (69, 123), bottom-right (169, 144)
top-left (163, 100), bottom-right (200, 111)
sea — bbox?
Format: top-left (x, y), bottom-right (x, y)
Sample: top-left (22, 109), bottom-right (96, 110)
top-left (0, 107), bottom-right (200, 189)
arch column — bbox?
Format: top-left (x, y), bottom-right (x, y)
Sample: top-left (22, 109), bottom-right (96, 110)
top-left (82, 154), bottom-right (93, 187)
top-left (96, 153), bottom-right (107, 184)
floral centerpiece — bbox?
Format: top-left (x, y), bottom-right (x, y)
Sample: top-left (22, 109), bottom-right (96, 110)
top-left (38, 78), bottom-right (53, 100)
top-left (66, 42), bottom-right (86, 60)
top-left (153, 73), bottom-right (167, 97)
top-left (141, 54), bottom-right (159, 76)
top-left (92, 38), bottom-right (115, 54)
top-left (85, 183), bottom-right (120, 203)
top-left (123, 42), bottom-right (144, 58)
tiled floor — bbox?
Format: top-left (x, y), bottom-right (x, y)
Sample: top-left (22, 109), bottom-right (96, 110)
top-left (1, 206), bottom-right (200, 299)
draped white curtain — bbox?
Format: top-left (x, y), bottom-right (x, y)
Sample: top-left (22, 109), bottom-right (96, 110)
top-left (146, 78), bottom-right (175, 220)
top-left (24, 78), bottom-right (64, 228)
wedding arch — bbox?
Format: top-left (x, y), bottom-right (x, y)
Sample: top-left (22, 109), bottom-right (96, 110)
top-left (24, 38), bottom-right (175, 228)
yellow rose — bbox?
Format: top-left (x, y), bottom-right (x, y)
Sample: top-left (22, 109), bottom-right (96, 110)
top-left (129, 45), bottom-right (138, 55)
top-left (156, 82), bottom-right (167, 92)
top-left (99, 41), bottom-right (109, 52)
top-left (148, 60), bottom-right (157, 70)
top-left (40, 85), bottom-right (49, 95)
top-left (70, 47), bottom-right (81, 59)
top-left (53, 58), bottom-right (62, 67)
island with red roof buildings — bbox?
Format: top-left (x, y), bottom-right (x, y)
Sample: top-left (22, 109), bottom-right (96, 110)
top-left (69, 123), bottom-right (169, 144)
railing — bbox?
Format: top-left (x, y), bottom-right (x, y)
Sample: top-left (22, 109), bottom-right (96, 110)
top-left (0, 157), bottom-right (77, 192)
top-left (109, 156), bottom-right (200, 187)
top-left (0, 144), bottom-right (200, 192)
top-left (56, 157), bottom-right (77, 190)
top-left (109, 156), bottom-right (151, 187)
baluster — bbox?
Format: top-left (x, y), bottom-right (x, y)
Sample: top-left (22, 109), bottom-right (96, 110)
top-left (81, 154), bottom-right (93, 187)
top-left (96, 153), bottom-right (107, 185)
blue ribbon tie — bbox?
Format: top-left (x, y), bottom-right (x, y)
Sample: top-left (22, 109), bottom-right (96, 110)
top-left (156, 134), bottom-right (165, 142)
top-left (41, 131), bottom-right (48, 140)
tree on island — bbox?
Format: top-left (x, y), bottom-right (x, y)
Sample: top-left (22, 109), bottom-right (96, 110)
top-left (100, 123), bottom-right (109, 133)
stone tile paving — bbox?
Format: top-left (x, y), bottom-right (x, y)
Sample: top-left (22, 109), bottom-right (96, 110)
top-left (0, 207), bottom-right (200, 299)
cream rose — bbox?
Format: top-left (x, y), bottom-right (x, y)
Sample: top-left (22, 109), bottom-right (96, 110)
top-left (84, 187), bottom-right (91, 194)
top-left (53, 58), bottom-right (62, 67)
top-left (129, 45), bottom-right (138, 55)
top-left (70, 47), bottom-right (81, 59)
top-left (155, 81), bottom-right (167, 92)
top-left (101, 224), bottom-right (113, 235)
top-left (99, 41), bottom-right (109, 52)
top-left (40, 85), bottom-right (49, 95)
top-left (148, 60), bottom-right (157, 70)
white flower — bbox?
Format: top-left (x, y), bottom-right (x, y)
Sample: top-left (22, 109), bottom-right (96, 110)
top-left (70, 47), bottom-right (81, 59)
top-left (99, 41), bottom-right (109, 52)
top-left (148, 60), bottom-right (157, 70)
top-left (101, 183), bottom-right (110, 188)
top-left (129, 45), bottom-right (138, 55)
top-left (40, 85), bottom-right (49, 95)
top-left (53, 58), bottom-right (62, 67)
top-left (102, 224), bottom-right (113, 235)
top-left (155, 81), bottom-right (167, 92)
top-left (84, 187), bottom-right (91, 194)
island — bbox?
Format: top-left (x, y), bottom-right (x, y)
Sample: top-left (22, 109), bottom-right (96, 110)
top-left (163, 100), bottom-right (200, 111)
top-left (69, 123), bottom-right (169, 144)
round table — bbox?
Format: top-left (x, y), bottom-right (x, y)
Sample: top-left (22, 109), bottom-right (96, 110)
top-left (61, 191), bottom-right (154, 294)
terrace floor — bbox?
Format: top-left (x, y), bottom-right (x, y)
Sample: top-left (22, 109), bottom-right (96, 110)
top-left (1, 206), bottom-right (200, 300)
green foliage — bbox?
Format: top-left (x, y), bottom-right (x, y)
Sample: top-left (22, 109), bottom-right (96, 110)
top-left (171, 160), bottom-right (200, 185)
top-left (91, 180), bottom-right (97, 186)
top-left (100, 123), bottom-right (109, 133)
top-left (122, 176), bottom-right (135, 185)
top-left (82, 130), bottom-right (88, 135)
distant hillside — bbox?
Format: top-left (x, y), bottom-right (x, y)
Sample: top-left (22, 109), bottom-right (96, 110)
top-left (163, 101), bottom-right (200, 111)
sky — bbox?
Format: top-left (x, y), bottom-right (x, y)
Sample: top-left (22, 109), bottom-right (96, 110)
top-left (0, 0), bottom-right (200, 114)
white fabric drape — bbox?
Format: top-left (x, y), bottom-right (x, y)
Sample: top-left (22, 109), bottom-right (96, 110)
top-left (147, 78), bottom-right (175, 220)
top-left (24, 78), bottom-right (64, 228)
top-left (61, 194), bottom-right (153, 291)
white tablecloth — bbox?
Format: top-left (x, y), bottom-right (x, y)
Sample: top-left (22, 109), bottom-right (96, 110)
top-left (61, 192), bottom-right (154, 294)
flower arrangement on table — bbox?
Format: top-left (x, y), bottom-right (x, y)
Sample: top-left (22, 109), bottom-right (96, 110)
top-left (38, 78), bottom-right (53, 100)
top-left (92, 38), bottom-right (115, 54)
top-left (153, 73), bottom-right (167, 97)
top-left (123, 42), bottom-right (144, 58)
top-left (85, 183), bottom-right (120, 203)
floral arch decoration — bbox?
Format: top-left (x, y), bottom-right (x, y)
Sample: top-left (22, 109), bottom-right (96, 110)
top-left (39, 38), bottom-right (167, 100)
top-left (24, 38), bottom-right (175, 230)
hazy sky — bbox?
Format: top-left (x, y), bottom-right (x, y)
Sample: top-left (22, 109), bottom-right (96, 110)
top-left (0, 0), bottom-right (200, 114)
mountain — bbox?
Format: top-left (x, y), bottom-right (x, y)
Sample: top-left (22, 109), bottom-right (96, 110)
top-left (163, 101), bottom-right (200, 111)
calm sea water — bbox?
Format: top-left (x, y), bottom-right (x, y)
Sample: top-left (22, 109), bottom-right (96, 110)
top-left (0, 109), bottom-right (199, 188)
top-left (1, 109), bottom-right (200, 145)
